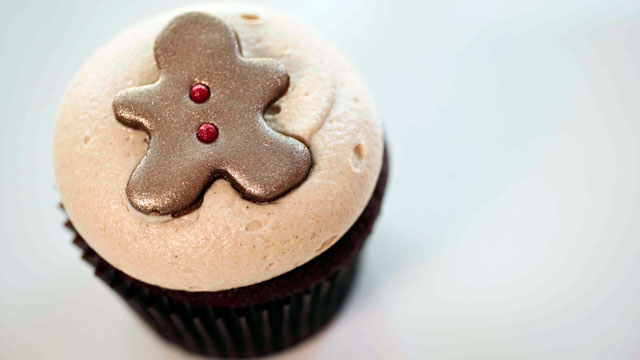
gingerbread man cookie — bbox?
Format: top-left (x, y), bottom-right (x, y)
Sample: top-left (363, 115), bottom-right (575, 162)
top-left (113, 12), bottom-right (312, 216)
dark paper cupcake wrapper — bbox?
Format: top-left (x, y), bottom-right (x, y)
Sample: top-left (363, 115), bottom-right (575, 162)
top-left (63, 147), bottom-right (388, 357)
top-left (71, 231), bottom-right (359, 358)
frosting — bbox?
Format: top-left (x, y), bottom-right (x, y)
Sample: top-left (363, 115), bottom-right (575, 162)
top-left (53, 3), bottom-right (383, 292)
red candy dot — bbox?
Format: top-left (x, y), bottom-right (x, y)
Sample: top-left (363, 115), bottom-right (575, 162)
top-left (190, 84), bottom-right (210, 103)
top-left (197, 123), bottom-right (218, 143)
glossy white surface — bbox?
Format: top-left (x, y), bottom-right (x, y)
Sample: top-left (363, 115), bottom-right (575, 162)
top-left (2, 0), bottom-right (640, 358)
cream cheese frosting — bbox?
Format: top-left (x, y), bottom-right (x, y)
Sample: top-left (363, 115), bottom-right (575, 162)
top-left (53, 3), bottom-right (383, 292)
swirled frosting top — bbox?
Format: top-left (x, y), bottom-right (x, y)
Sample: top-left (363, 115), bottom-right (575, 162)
top-left (53, 3), bottom-right (383, 291)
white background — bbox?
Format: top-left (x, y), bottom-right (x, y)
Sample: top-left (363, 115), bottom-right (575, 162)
top-left (2, 0), bottom-right (640, 359)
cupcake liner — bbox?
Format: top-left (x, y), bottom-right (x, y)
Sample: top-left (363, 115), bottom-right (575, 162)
top-left (64, 147), bottom-right (387, 357)
top-left (71, 233), bottom-right (359, 358)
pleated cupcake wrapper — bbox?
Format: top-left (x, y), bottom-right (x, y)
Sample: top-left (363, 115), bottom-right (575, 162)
top-left (70, 228), bottom-right (358, 358)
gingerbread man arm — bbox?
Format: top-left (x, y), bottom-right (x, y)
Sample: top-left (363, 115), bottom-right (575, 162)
top-left (113, 85), bottom-right (159, 132)
top-left (240, 58), bottom-right (290, 109)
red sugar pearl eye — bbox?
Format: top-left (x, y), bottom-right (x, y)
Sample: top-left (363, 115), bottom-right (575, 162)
top-left (190, 84), bottom-right (210, 103)
top-left (197, 123), bottom-right (218, 143)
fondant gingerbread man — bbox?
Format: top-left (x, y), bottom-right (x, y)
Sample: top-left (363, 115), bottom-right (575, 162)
top-left (113, 12), bottom-right (311, 216)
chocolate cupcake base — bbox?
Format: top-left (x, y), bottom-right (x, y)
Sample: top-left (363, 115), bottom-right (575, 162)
top-left (66, 150), bottom-right (388, 357)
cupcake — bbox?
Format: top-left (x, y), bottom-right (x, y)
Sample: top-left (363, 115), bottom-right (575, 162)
top-left (54, 4), bottom-right (387, 357)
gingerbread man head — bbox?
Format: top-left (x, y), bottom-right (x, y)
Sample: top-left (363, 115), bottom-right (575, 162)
top-left (113, 12), bottom-right (311, 216)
